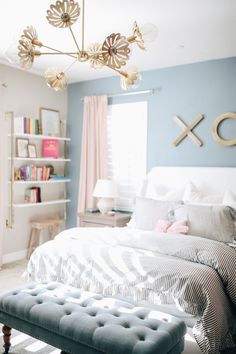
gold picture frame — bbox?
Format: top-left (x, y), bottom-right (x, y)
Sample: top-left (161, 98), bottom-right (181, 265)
top-left (28, 144), bottom-right (37, 158)
top-left (39, 108), bottom-right (60, 136)
top-left (16, 138), bottom-right (29, 158)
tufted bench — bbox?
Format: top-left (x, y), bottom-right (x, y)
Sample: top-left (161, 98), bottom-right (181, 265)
top-left (0, 282), bottom-right (186, 354)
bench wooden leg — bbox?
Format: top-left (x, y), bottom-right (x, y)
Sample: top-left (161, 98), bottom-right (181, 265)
top-left (2, 325), bottom-right (11, 354)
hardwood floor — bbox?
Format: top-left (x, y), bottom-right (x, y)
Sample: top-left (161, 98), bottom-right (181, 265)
top-left (0, 259), bottom-right (27, 292)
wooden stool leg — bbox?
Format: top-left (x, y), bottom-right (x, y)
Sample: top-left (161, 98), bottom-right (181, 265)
top-left (27, 227), bottom-right (36, 259)
top-left (2, 325), bottom-right (11, 354)
top-left (38, 229), bottom-right (44, 246)
top-left (48, 225), bottom-right (54, 240)
top-left (27, 228), bottom-right (41, 259)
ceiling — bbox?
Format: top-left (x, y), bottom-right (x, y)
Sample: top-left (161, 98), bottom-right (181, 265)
top-left (0, 0), bottom-right (236, 84)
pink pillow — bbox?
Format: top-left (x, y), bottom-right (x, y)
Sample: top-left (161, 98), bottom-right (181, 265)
top-left (155, 219), bottom-right (171, 233)
top-left (155, 219), bottom-right (188, 234)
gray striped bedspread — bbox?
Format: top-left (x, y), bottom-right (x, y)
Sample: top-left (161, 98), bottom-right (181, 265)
top-left (27, 227), bottom-right (236, 354)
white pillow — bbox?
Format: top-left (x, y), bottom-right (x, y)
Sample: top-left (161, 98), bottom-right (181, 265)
top-left (134, 197), bottom-right (182, 230)
top-left (145, 182), bottom-right (184, 202)
top-left (161, 188), bottom-right (185, 201)
top-left (183, 181), bottom-right (221, 204)
top-left (223, 189), bottom-right (236, 209)
top-left (182, 181), bottom-right (203, 203)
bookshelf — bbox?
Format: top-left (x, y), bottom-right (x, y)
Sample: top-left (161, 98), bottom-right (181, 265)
top-left (8, 133), bottom-right (70, 141)
top-left (13, 199), bottom-right (71, 208)
top-left (8, 179), bottom-right (71, 185)
top-left (6, 111), bottom-right (71, 228)
top-left (8, 157), bottom-right (71, 162)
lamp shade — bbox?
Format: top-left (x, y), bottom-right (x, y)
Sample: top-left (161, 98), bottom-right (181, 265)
top-left (93, 179), bottom-right (118, 198)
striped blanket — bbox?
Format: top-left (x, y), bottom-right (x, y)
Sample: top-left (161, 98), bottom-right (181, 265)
top-left (27, 227), bottom-right (236, 354)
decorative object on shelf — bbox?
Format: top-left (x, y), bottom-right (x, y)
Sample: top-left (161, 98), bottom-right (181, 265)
top-left (50, 175), bottom-right (67, 181)
top-left (42, 138), bottom-right (59, 158)
top-left (15, 0), bottom-right (157, 91)
top-left (16, 138), bottom-right (29, 157)
top-left (47, 165), bottom-right (55, 177)
top-left (212, 112), bottom-right (236, 146)
top-left (14, 168), bottom-right (22, 181)
top-left (39, 108), bottom-right (60, 136)
top-left (28, 144), bottom-right (37, 158)
top-left (93, 179), bottom-right (118, 214)
top-left (173, 114), bottom-right (204, 146)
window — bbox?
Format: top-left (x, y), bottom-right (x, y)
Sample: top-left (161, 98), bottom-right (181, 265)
top-left (107, 101), bottom-right (147, 211)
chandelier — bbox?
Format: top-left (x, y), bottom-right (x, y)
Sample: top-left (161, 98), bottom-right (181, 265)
top-left (17, 0), bottom-right (157, 91)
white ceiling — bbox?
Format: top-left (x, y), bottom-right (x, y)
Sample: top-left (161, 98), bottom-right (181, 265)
top-left (0, 0), bottom-right (236, 83)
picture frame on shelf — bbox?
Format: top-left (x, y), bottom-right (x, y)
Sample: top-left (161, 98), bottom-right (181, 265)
top-left (16, 138), bottom-right (29, 158)
top-left (39, 108), bottom-right (60, 137)
top-left (28, 144), bottom-right (37, 158)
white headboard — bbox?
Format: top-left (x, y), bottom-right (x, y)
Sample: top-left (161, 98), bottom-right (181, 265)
top-left (146, 166), bottom-right (236, 195)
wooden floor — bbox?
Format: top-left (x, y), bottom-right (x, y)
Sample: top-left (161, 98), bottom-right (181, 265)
top-left (0, 259), bottom-right (27, 293)
top-left (0, 260), bottom-right (235, 354)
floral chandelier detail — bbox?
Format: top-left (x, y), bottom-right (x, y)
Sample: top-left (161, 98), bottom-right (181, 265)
top-left (17, 0), bottom-right (157, 91)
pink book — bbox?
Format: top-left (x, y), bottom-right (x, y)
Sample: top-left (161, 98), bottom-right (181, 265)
top-left (42, 139), bottom-right (59, 158)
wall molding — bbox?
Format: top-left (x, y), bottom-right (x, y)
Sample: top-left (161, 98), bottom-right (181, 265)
top-left (2, 249), bottom-right (27, 265)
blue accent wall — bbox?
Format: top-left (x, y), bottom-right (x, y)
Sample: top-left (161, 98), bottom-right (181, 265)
top-left (67, 57), bottom-right (236, 227)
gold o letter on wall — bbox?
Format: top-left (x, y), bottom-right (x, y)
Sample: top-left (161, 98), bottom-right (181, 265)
top-left (212, 112), bottom-right (236, 146)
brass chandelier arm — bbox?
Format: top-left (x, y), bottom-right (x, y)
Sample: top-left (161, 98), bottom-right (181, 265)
top-left (108, 66), bottom-right (128, 78)
top-left (87, 50), bottom-right (107, 56)
top-left (82, 0), bottom-right (85, 52)
top-left (64, 58), bottom-right (78, 73)
top-left (69, 26), bottom-right (81, 54)
top-left (127, 35), bottom-right (137, 43)
top-left (39, 52), bottom-right (78, 58)
top-left (41, 44), bottom-right (78, 58)
top-left (95, 57), bottom-right (128, 78)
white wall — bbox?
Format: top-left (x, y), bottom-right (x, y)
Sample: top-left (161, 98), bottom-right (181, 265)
top-left (0, 64), bottom-right (67, 264)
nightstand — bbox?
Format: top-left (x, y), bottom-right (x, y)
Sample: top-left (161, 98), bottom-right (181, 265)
top-left (78, 211), bottom-right (131, 228)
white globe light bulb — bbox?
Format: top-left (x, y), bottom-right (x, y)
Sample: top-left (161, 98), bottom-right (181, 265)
top-left (5, 40), bottom-right (19, 65)
top-left (140, 23), bottom-right (158, 43)
top-left (120, 66), bottom-right (142, 91)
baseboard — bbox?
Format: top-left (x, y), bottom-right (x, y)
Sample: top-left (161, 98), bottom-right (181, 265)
top-left (2, 249), bottom-right (27, 264)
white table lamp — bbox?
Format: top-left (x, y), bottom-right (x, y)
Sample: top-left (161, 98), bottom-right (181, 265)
top-left (93, 179), bottom-right (118, 214)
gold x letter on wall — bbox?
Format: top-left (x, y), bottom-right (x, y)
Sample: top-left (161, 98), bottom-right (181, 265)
top-left (173, 114), bottom-right (204, 146)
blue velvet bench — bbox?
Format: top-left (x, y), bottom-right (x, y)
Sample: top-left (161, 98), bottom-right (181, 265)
top-left (0, 282), bottom-right (186, 354)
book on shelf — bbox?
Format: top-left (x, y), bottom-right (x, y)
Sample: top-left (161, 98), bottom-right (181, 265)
top-left (14, 117), bottom-right (39, 135)
top-left (24, 187), bottom-right (41, 203)
top-left (14, 117), bottom-right (24, 134)
top-left (29, 118), bottom-right (34, 134)
top-left (19, 165), bottom-right (51, 181)
top-left (42, 139), bottom-right (59, 158)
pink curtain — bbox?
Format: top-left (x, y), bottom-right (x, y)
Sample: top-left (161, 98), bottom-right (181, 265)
top-left (77, 95), bottom-right (108, 213)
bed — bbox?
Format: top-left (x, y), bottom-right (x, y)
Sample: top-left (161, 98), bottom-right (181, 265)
top-left (27, 167), bottom-right (236, 354)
